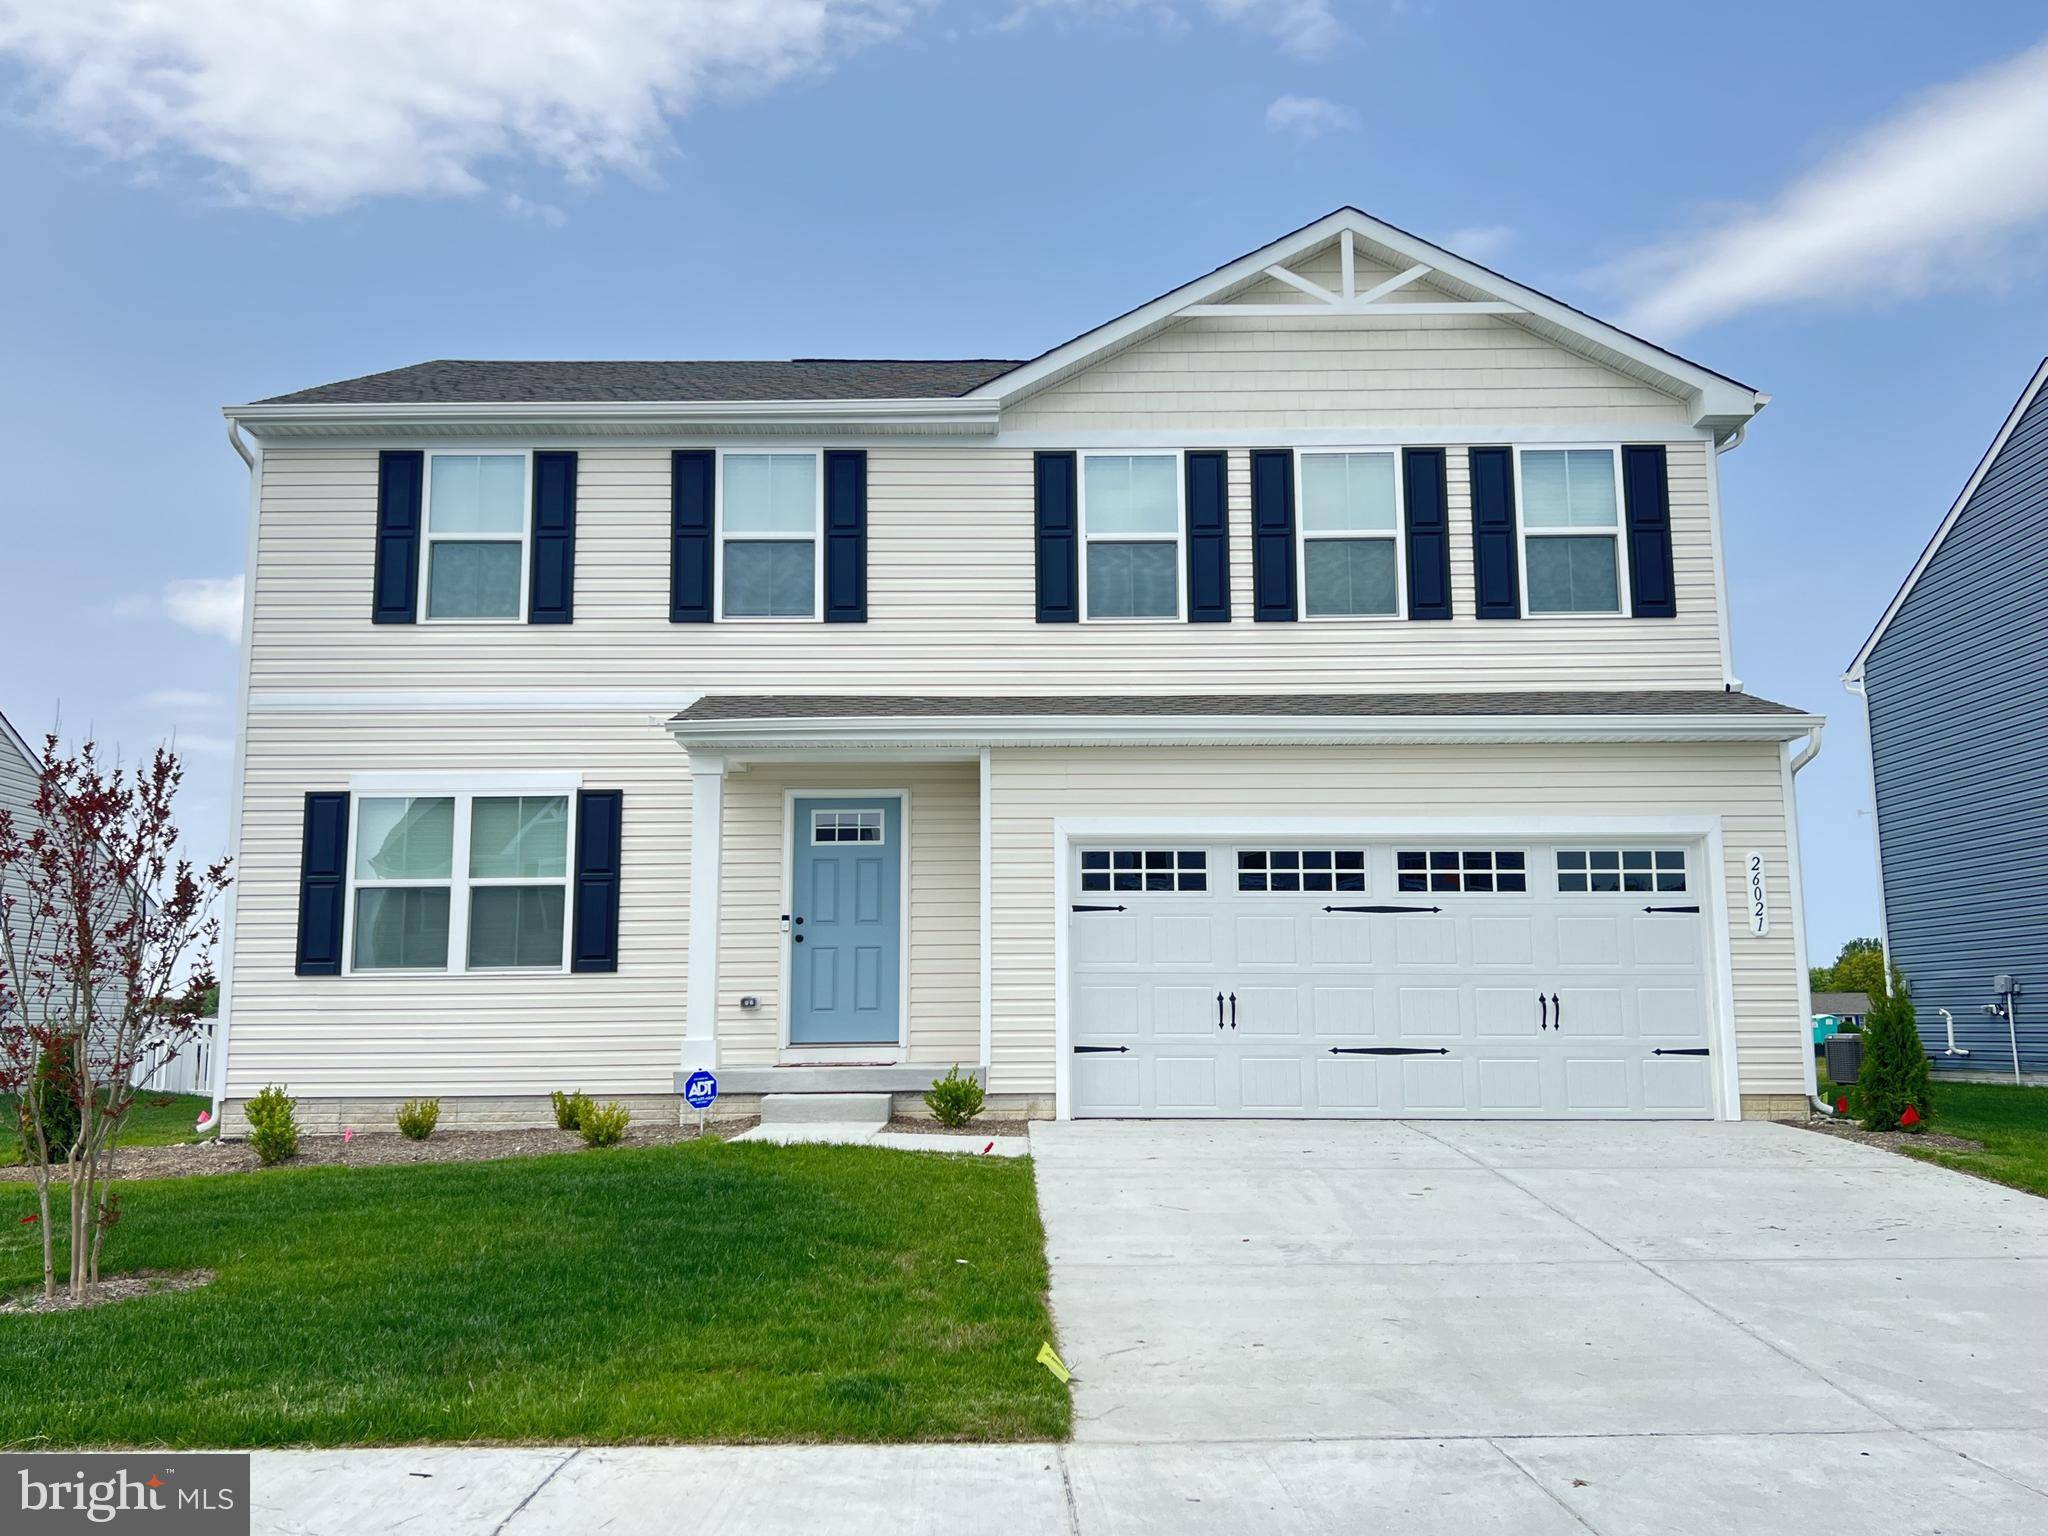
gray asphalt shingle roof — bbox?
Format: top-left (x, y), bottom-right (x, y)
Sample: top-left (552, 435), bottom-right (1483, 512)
top-left (256, 359), bottom-right (1024, 406)
top-left (672, 690), bottom-right (1806, 724)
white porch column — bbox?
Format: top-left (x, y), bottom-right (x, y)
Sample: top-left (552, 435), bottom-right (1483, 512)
top-left (679, 752), bottom-right (725, 1073)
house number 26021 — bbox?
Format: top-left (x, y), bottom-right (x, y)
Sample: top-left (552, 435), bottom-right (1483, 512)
top-left (1745, 852), bottom-right (1770, 936)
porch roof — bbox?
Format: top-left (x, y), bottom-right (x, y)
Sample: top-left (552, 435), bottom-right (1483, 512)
top-left (668, 690), bottom-right (1822, 752)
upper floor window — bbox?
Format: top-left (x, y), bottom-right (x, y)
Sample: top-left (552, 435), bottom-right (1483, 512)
top-left (1298, 451), bottom-right (1402, 618)
top-left (349, 791), bottom-right (572, 972)
top-left (1516, 447), bottom-right (1626, 616)
top-left (1081, 453), bottom-right (1183, 621)
top-left (424, 453), bottom-right (528, 620)
top-left (719, 452), bottom-right (820, 620)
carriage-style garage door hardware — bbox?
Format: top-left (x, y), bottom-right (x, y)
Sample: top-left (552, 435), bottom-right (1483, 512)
top-left (1328, 1046), bottom-right (1451, 1056)
top-left (1322, 904), bottom-right (1441, 915)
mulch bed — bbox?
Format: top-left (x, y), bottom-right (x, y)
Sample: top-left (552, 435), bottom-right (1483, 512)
top-left (2, 1269), bottom-right (215, 1316)
top-left (886, 1116), bottom-right (1034, 1139)
top-left (1801, 1115), bottom-right (1982, 1154)
top-left (0, 1119), bottom-right (758, 1185)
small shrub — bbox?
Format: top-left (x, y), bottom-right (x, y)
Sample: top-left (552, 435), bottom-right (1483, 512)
top-left (551, 1089), bottom-right (593, 1131)
top-left (246, 1084), bottom-right (300, 1165)
top-left (924, 1065), bottom-right (985, 1128)
top-left (1858, 965), bottom-right (1933, 1133)
top-left (396, 1097), bottom-right (441, 1140)
top-left (13, 1051), bottom-right (84, 1165)
top-left (579, 1101), bottom-right (630, 1147)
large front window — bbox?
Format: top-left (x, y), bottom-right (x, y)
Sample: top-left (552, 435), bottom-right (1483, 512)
top-left (719, 452), bottom-right (820, 619)
top-left (1298, 450), bottom-right (1401, 618)
top-left (1518, 447), bottom-right (1625, 615)
top-left (349, 792), bottom-right (571, 972)
top-left (423, 453), bottom-right (528, 620)
top-left (1081, 453), bottom-right (1182, 620)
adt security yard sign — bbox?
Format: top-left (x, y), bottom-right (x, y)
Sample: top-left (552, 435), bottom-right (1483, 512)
top-left (683, 1070), bottom-right (719, 1112)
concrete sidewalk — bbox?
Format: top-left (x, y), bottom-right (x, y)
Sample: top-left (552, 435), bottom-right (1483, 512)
top-left (253, 1433), bottom-right (2048, 1534)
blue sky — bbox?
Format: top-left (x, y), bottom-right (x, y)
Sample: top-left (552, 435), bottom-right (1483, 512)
top-left (2, 1), bottom-right (2045, 963)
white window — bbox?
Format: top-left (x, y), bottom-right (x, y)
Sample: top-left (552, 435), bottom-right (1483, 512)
top-left (719, 452), bottom-right (820, 620)
top-left (1556, 848), bottom-right (1687, 895)
top-left (1515, 447), bottom-right (1628, 616)
top-left (347, 792), bottom-right (573, 973)
top-left (1297, 451), bottom-right (1403, 618)
top-left (1080, 453), bottom-right (1183, 621)
top-left (812, 808), bottom-right (884, 844)
top-left (423, 453), bottom-right (529, 621)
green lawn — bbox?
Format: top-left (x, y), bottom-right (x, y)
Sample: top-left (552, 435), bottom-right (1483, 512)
top-left (3, 1091), bottom-right (215, 1166)
top-left (1819, 1069), bottom-right (2048, 1198)
top-left (0, 1140), bottom-right (1068, 1448)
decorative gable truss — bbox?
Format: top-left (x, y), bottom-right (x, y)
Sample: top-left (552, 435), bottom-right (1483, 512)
top-left (1179, 231), bottom-right (1521, 321)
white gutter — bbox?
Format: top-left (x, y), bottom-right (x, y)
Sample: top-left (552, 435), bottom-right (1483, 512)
top-left (221, 396), bottom-right (1002, 439)
top-left (668, 711), bottom-right (1826, 754)
top-left (209, 422), bottom-right (262, 1126)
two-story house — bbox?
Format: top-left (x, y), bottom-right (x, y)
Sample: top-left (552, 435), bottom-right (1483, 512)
top-left (211, 208), bottom-right (1823, 1131)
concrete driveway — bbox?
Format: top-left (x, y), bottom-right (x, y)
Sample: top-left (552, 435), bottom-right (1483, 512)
top-left (1030, 1117), bottom-right (2048, 1530)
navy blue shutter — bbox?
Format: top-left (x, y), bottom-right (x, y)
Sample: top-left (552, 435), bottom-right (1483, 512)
top-left (823, 449), bottom-right (868, 623)
top-left (1034, 452), bottom-right (1079, 623)
top-left (670, 450), bottom-right (715, 623)
top-left (528, 450), bottom-right (577, 624)
top-left (1469, 447), bottom-right (1521, 620)
top-left (372, 451), bottom-right (423, 624)
top-left (1402, 448), bottom-right (1452, 620)
top-left (1250, 449), bottom-right (1297, 622)
top-left (1622, 445), bottom-right (1677, 618)
top-left (1184, 450), bottom-right (1230, 622)
top-left (294, 792), bottom-right (350, 977)
top-left (571, 790), bottom-right (623, 973)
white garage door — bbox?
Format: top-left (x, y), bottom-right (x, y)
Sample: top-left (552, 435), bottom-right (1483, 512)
top-left (1068, 839), bottom-right (1719, 1119)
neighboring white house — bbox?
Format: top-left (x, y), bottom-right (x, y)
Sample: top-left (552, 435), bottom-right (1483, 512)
top-left (213, 208), bottom-right (1823, 1131)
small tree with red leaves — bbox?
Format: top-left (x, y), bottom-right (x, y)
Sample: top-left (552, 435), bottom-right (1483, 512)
top-left (0, 735), bottom-right (230, 1300)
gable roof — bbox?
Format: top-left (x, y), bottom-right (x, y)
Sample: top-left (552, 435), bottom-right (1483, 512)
top-left (1846, 357), bottom-right (2048, 681)
top-left (257, 358), bottom-right (1022, 407)
top-left (226, 206), bottom-right (1765, 440)
top-left (961, 207), bottom-right (1766, 439)
top-left (0, 708), bottom-right (40, 775)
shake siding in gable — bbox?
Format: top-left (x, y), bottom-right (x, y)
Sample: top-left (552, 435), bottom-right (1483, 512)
top-left (1864, 380), bottom-right (2048, 1070)
top-left (985, 742), bottom-right (1806, 1101)
top-left (248, 438), bottom-right (1724, 693)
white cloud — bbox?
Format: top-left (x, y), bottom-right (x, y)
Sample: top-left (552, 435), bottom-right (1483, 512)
top-left (1446, 224), bottom-right (1514, 262)
top-left (504, 192), bottom-right (568, 228)
top-left (169, 733), bottom-right (235, 759)
top-left (1004, 1), bottom-right (1345, 59)
top-left (161, 577), bottom-right (245, 642)
top-left (0, 1), bottom-right (927, 212)
top-left (1611, 36), bottom-right (2048, 336)
top-left (1263, 94), bottom-right (1357, 140)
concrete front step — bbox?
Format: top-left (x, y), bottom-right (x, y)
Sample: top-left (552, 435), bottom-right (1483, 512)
top-left (757, 1092), bottom-right (891, 1126)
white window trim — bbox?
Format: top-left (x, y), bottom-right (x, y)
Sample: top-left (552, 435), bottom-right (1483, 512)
top-left (1512, 444), bottom-right (1631, 619)
top-left (1293, 447), bottom-right (1407, 622)
top-left (341, 787), bottom-right (578, 977)
top-left (715, 447), bottom-right (825, 623)
top-left (418, 449), bottom-right (533, 625)
top-left (1078, 449), bottom-right (1186, 624)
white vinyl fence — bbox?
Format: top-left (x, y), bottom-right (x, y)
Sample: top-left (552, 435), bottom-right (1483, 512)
top-left (131, 1021), bottom-right (214, 1097)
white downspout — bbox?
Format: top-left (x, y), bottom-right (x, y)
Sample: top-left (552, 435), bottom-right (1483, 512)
top-left (209, 419), bottom-right (261, 1129)
top-left (1784, 722), bottom-right (1832, 1115)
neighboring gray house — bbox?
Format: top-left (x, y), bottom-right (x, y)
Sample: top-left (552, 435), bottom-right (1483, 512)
top-left (1811, 991), bottom-right (1870, 1027)
top-left (1847, 358), bottom-right (2048, 1078)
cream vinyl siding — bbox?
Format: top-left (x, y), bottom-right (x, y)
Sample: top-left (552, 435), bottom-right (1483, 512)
top-left (1004, 249), bottom-right (1691, 435)
top-left (247, 438), bottom-right (1723, 693)
top-left (984, 743), bottom-right (1805, 1100)
top-left (715, 760), bottom-right (980, 1067)
top-left (226, 710), bottom-right (691, 1100)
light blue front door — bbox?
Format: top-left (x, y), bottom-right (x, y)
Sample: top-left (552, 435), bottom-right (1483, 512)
top-left (790, 796), bottom-right (902, 1045)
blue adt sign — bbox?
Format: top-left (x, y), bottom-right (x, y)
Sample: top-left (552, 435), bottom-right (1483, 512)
top-left (683, 1070), bottom-right (719, 1111)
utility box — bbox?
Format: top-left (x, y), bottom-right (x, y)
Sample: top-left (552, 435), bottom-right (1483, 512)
top-left (1825, 1033), bottom-right (1864, 1086)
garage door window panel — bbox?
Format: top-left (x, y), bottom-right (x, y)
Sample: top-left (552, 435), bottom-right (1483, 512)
top-left (1557, 849), bottom-right (1687, 894)
top-left (1081, 848), bottom-right (1206, 893)
top-left (1396, 849), bottom-right (1526, 894)
top-left (1238, 849), bottom-right (1365, 893)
